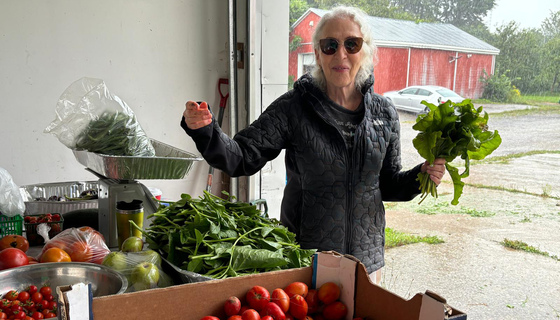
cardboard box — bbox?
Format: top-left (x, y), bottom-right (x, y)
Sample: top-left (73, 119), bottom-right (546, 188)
top-left (91, 252), bottom-right (466, 320)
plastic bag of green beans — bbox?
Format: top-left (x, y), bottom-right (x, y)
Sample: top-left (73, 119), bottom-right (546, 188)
top-left (44, 77), bottom-right (156, 157)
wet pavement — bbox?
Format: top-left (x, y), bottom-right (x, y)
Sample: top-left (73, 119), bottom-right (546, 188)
top-left (382, 104), bottom-right (560, 319)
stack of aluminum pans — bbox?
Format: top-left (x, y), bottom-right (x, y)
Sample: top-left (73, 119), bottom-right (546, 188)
top-left (19, 181), bottom-right (98, 215)
top-left (72, 139), bottom-right (202, 180)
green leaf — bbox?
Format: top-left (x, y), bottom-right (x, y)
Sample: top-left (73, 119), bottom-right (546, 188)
top-left (446, 163), bottom-right (465, 205)
top-left (230, 246), bottom-right (288, 271)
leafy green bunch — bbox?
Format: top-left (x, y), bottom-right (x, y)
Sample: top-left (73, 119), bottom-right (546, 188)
top-left (140, 192), bottom-right (315, 279)
top-left (412, 100), bottom-right (502, 205)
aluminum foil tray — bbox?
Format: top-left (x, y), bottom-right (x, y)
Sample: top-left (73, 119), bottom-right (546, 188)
top-left (19, 181), bottom-right (98, 215)
top-left (72, 139), bottom-right (202, 180)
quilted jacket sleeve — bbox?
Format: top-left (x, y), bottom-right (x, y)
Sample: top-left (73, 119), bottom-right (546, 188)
top-left (378, 98), bottom-right (423, 201)
top-left (180, 98), bottom-right (291, 177)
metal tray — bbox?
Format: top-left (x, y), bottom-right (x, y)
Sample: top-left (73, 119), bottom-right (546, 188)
top-left (160, 255), bottom-right (213, 284)
top-left (19, 181), bottom-right (99, 215)
top-left (72, 139), bottom-right (202, 180)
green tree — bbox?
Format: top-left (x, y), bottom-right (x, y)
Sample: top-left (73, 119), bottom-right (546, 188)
top-left (541, 10), bottom-right (560, 40)
top-left (492, 22), bottom-right (546, 93)
top-left (290, 0), bottom-right (310, 26)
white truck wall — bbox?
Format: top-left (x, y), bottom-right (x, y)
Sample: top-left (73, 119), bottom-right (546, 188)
top-left (0, 0), bottom-right (230, 201)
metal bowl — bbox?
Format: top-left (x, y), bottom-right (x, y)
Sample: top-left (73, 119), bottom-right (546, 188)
top-left (0, 262), bottom-right (128, 298)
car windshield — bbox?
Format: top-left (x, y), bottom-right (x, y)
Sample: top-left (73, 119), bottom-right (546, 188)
top-left (436, 88), bottom-right (461, 97)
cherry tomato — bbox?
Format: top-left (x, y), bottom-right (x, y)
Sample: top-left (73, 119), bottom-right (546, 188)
top-left (284, 282), bottom-right (308, 298)
top-left (38, 287), bottom-right (51, 298)
top-left (262, 317), bottom-right (274, 320)
top-left (31, 311), bottom-right (44, 319)
top-left (227, 316), bottom-right (243, 320)
top-left (13, 310), bottom-right (27, 319)
top-left (46, 301), bottom-right (57, 310)
top-left (0, 311), bottom-right (6, 319)
top-left (246, 286), bottom-right (270, 311)
top-left (40, 248), bottom-right (71, 263)
top-left (45, 313), bottom-right (56, 319)
top-left (17, 292), bottom-right (30, 303)
top-left (224, 296), bottom-right (241, 316)
top-left (27, 286), bottom-right (38, 295)
top-left (4, 290), bottom-right (19, 301)
top-left (0, 248), bottom-right (29, 270)
top-left (322, 301), bottom-right (347, 320)
top-left (317, 282), bottom-right (340, 305)
top-left (0, 235), bottom-right (30, 253)
top-left (31, 292), bottom-right (43, 304)
top-left (241, 309), bottom-right (261, 320)
top-left (271, 288), bottom-right (290, 313)
top-left (199, 317), bottom-right (220, 320)
top-left (289, 294), bottom-right (308, 320)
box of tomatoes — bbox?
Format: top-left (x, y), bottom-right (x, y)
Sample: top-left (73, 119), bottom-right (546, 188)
top-left (23, 213), bottom-right (64, 246)
top-left (90, 251), bottom-right (466, 320)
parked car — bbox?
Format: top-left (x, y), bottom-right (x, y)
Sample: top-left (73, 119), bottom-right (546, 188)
top-left (383, 85), bottom-right (465, 114)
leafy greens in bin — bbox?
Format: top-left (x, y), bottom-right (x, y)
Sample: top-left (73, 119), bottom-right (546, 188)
top-left (413, 99), bottom-right (502, 205)
top-left (135, 192), bottom-right (315, 279)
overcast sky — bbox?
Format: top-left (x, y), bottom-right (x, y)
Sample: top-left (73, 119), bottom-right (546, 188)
top-left (484, 0), bottom-right (560, 31)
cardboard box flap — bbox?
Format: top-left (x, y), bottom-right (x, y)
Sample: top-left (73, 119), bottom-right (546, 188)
top-left (312, 251), bottom-right (357, 320)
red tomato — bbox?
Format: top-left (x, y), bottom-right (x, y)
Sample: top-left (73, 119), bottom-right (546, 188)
top-left (317, 282), bottom-right (340, 305)
top-left (271, 288), bottom-right (290, 313)
top-left (31, 312), bottom-right (44, 319)
top-left (246, 286), bottom-right (270, 311)
top-left (13, 310), bottom-right (26, 319)
top-left (0, 311), bottom-right (6, 319)
top-left (31, 292), bottom-right (43, 304)
top-left (224, 296), bottom-right (242, 316)
top-left (27, 286), bottom-right (38, 295)
top-left (47, 301), bottom-right (57, 310)
top-left (289, 294), bottom-right (308, 320)
top-left (38, 287), bottom-right (51, 298)
top-left (284, 315), bottom-right (295, 320)
top-left (304, 289), bottom-right (320, 315)
top-left (262, 317), bottom-right (274, 320)
top-left (199, 317), bottom-right (220, 320)
top-left (227, 316), bottom-right (243, 320)
top-left (0, 248), bottom-right (29, 270)
top-left (284, 282), bottom-right (308, 298)
top-left (45, 313), bottom-right (56, 319)
top-left (241, 309), bottom-right (261, 320)
top-left (66, 242), bottom-right (92, 263)
top-left (322, 301), bottom-right (347, 320)
top-left (0, 235), bottom-right (30, 253)
top-left (263, 302), bottom-right (286, 320)
top-left (16, 292), bottom-right (30, 303)
top-left (4, 290), bottom-right (19, 301)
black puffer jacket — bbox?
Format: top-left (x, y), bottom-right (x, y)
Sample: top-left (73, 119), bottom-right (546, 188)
top-left (181, 74), bottom-right (422, 273)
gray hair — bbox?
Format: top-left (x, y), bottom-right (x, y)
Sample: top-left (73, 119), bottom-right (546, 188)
top-left (311, 6), bottom-right (378, 92)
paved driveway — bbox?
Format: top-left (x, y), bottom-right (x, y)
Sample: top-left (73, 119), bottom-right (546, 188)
top-left (383, 104), bottom-right (560, 319)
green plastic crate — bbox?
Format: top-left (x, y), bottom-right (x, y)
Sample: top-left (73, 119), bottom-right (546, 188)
top-left (0, 214), bottom-right (23, 237)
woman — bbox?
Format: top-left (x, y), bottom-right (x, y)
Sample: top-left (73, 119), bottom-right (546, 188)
top-left (182, 6), bottom-right (445, 283)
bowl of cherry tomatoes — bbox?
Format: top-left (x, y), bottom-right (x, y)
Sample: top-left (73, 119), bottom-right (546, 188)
top-left (0, 262), bottom-right (127, 319)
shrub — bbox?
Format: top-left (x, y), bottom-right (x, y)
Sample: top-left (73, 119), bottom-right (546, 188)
top-left (480, 70), bottom-right (519, 102)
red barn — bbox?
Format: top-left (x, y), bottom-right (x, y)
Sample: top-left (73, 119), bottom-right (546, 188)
top-left (289, 8), bottom-right (500, 99)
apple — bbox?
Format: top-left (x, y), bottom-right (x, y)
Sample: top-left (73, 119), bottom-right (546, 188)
top-left (131, 262), bottom-right (160, 291)
top-left (102, 251), bottom-right (128, 272)
top-left (121, 236), bottom-right (144, 252)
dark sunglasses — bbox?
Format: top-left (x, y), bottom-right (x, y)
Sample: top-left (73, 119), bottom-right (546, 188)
top-left (319, 37), bottom-right (364, 55)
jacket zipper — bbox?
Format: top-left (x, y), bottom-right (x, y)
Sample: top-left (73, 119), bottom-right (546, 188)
top-left (307, 92), bottom-right (357, 254)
